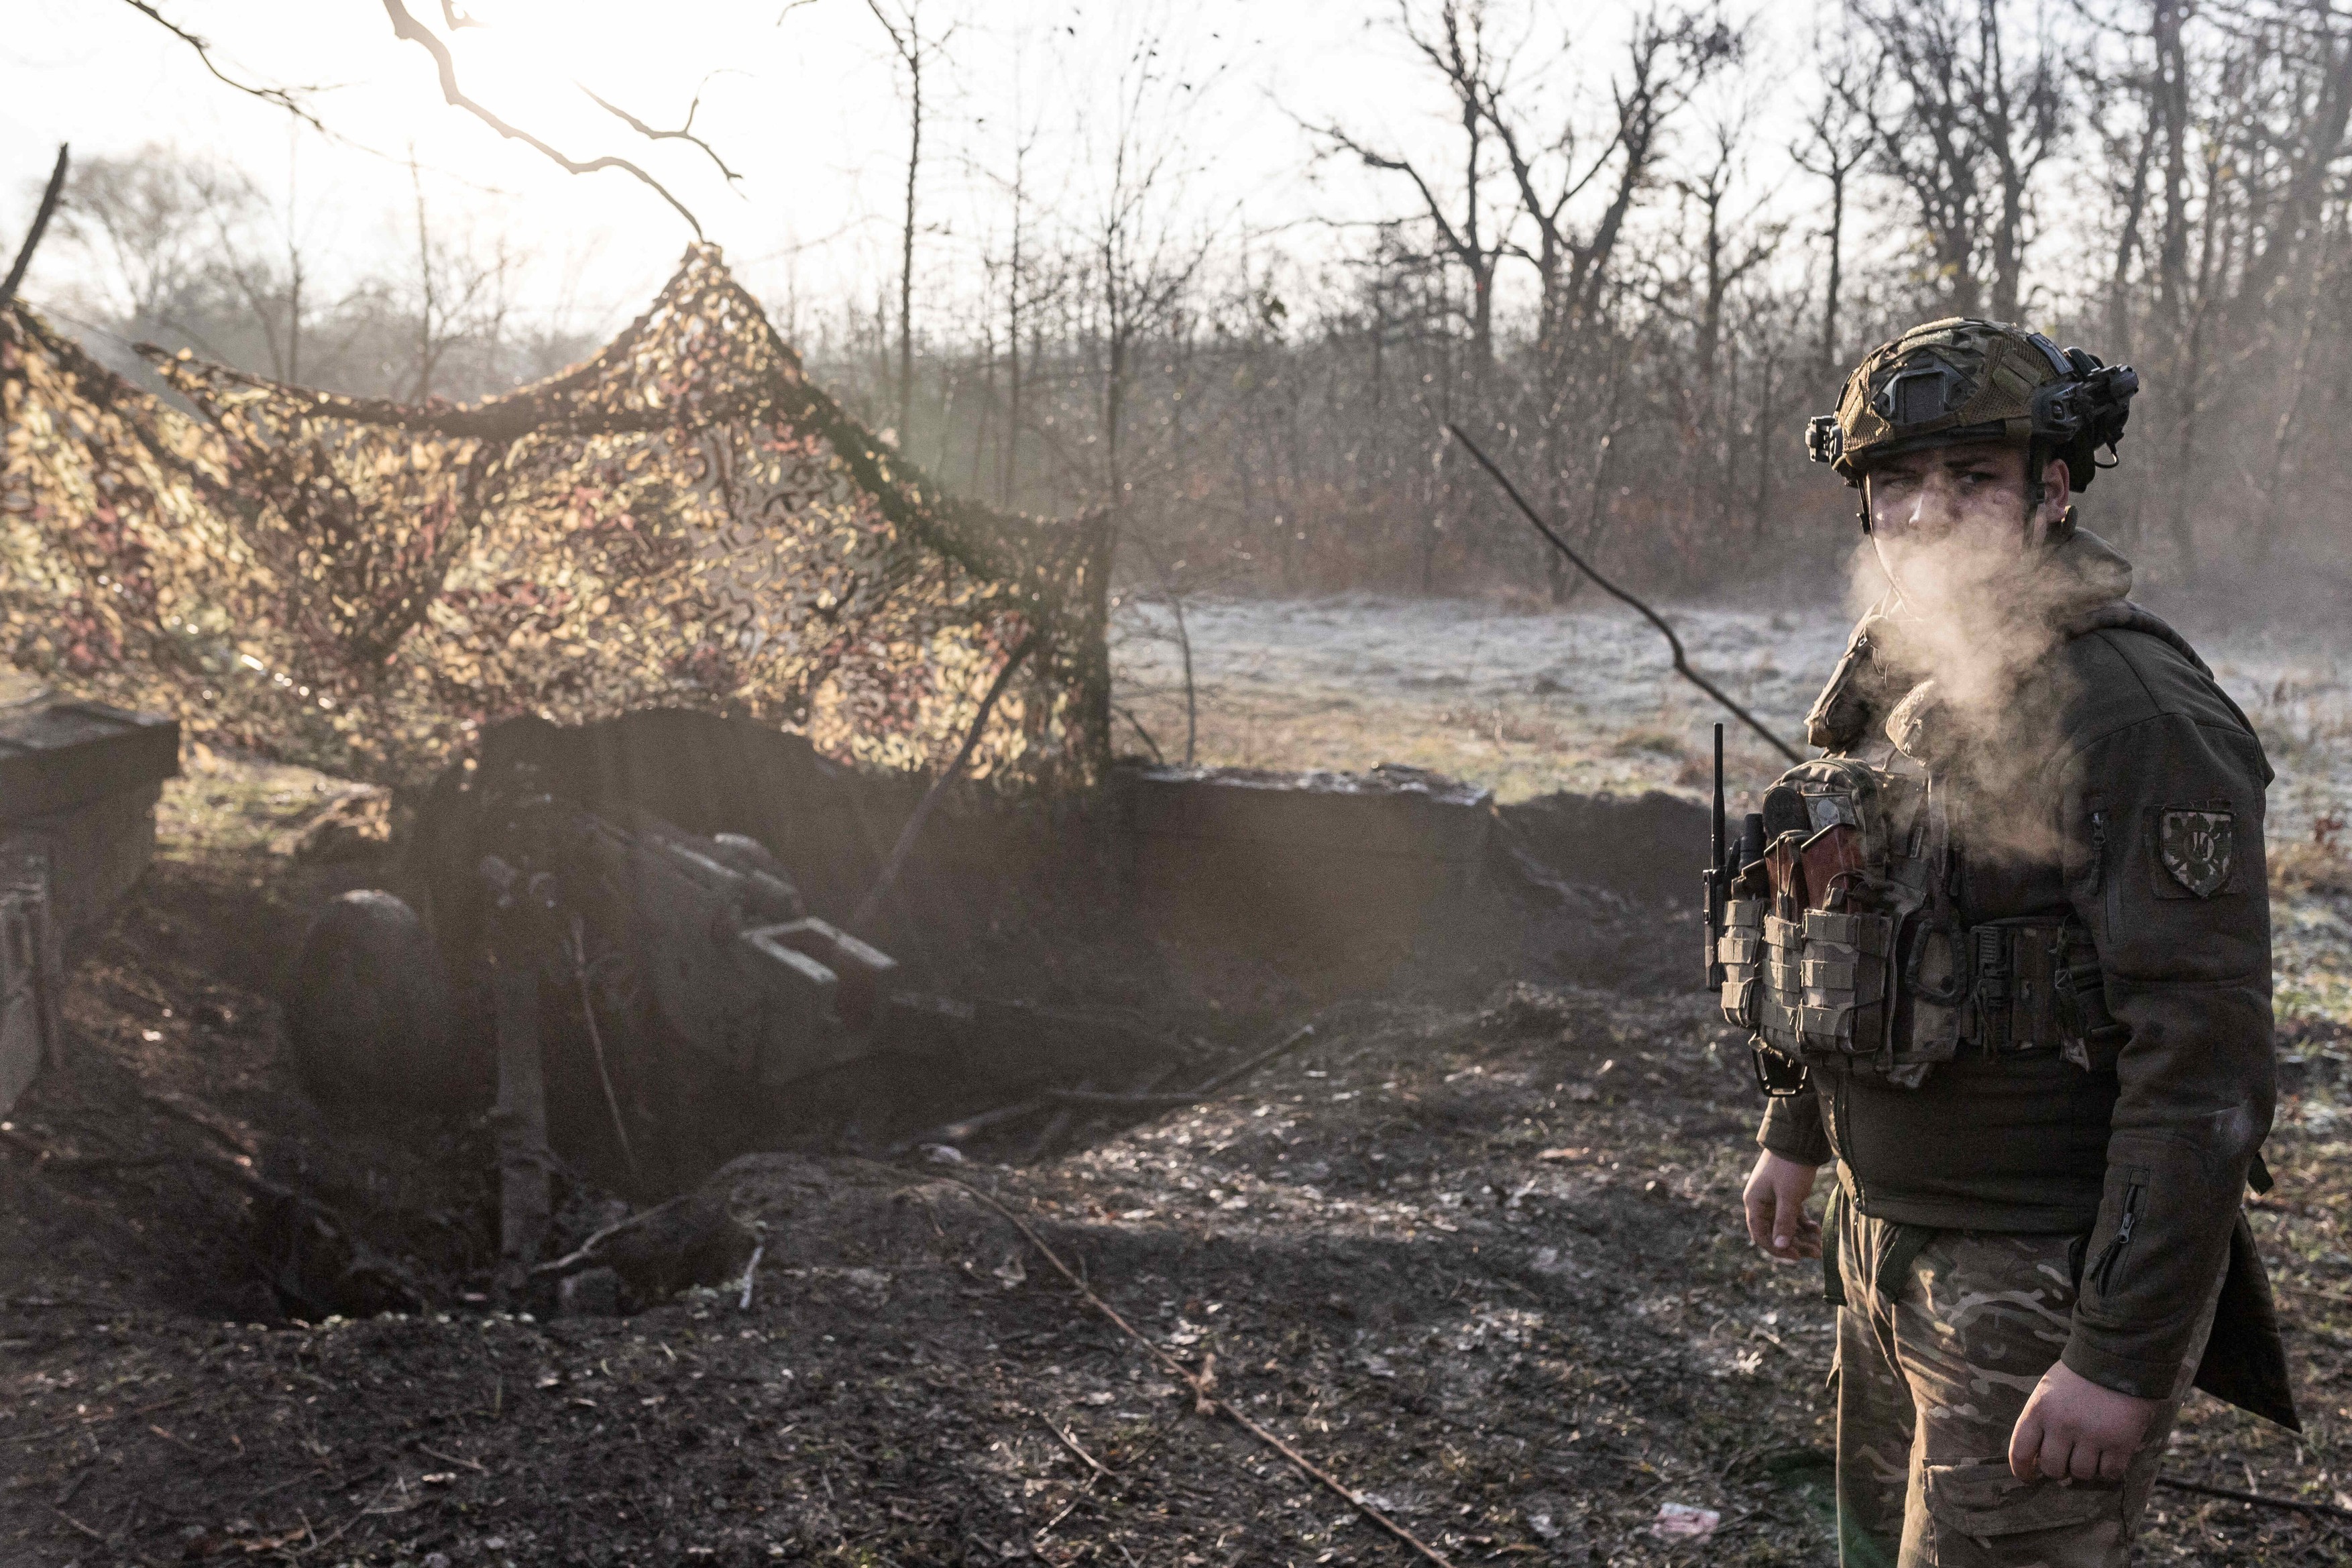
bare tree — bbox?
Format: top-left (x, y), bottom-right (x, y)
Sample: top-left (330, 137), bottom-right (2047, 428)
top-left (867, 0), bottom-right (956, 447)
top-left (406, 159), bottom-right (523, 402)
top-left (51, 148), bottom-right (258, 355)
top-left (1795, 39), bottom-right (1875, 373)
top-left (1672, 101), bottom-right (1786, 531)
top-left (1314, 1), bottom-right (1514, 370)
top-left (1471, 5), bottom-right (1732, 596)
top-left (1486, 8), bottom-right (1733, 362)
top-left (1849, 0), bottom-right (2065, 318)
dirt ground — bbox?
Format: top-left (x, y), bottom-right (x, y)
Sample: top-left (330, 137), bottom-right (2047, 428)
top-left (5, 600), bottom-right (2352, 1566)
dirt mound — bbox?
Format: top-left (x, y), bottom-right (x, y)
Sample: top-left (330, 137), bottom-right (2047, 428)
top-left (1500, 789), bottom-right (1708, 909)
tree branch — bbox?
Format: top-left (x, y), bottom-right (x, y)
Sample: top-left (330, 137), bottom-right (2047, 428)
top-left (0, 145), bottom-right (68, 313)
top-left (116, 0), bottom-right (331, 131)
top-left (580, 80), bottom-right (745, 186)
top-left (1313, 123), bottom-right (1479, 270)
top-left (378, 0), bottom-right (707, 240)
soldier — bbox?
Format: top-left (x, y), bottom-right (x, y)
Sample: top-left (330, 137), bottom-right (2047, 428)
top-left (1722, 319), bottom-right (2295, 1566)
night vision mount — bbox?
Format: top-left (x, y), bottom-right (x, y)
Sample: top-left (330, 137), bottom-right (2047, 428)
top-left (2025, 337), bottom-right (2139, 475)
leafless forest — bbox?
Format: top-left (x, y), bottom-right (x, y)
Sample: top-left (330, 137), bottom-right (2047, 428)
top-left (36, 0), bottom-right (2352, 610)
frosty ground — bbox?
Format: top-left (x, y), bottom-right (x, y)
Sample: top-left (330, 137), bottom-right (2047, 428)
top-left (1, 592), bottom-right (2348, 1567)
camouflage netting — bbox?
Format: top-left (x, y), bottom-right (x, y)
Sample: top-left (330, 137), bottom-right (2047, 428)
top-left (0, 244), bottom-right (1110, 789)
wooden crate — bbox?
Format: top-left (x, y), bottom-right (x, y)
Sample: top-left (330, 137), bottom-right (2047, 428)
top-left (0, 699), bottom-right (178, 1115)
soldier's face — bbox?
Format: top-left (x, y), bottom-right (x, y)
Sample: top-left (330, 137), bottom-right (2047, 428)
top-left (1864, 442), bottom-right (2071, 614)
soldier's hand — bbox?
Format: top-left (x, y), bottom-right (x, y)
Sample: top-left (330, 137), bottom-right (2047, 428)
top-left (1742, 1151), bottom-right (1822, 1262)
top-left (2008, 1363), bottom-right (2162, 1483)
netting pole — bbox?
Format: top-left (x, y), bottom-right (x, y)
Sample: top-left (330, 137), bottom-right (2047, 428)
top-left (848, 631), bottom-right (1040, 934)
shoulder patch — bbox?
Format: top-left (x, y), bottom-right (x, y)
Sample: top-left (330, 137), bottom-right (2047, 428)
top-left (2158, 807), bottom-right (2235, 899)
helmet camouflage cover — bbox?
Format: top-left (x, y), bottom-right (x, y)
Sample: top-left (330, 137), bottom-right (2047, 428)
top-left (1806, 317), bottom-right (2139, 492)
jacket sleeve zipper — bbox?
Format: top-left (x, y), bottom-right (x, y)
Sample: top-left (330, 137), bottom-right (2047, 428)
top-left (2088, 1180), bottom-right (2143, 1298)
top-left (2090, 808), bottom-right (2121, 938)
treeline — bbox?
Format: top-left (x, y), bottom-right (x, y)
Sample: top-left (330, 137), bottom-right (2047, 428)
top-left (38, 1), bottom-right (2352, 604)
top-left (38, 150), bottom-right (601, 407)
top-left (809, 0), bottom-right (2352, 603)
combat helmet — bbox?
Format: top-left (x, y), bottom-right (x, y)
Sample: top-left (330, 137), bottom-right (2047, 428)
top-left (1806, 318), bottom-right (2139, 520)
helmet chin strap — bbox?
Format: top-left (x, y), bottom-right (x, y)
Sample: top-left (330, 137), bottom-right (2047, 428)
top-left (1872, 533), bottom-right (1911, 610)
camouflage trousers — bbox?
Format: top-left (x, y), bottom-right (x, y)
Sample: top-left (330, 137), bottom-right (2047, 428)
top-left (1832, 1197), bottom-right (2219, 1568)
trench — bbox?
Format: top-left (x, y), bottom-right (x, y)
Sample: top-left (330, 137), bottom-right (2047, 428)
top-left (225, 712), bottom-right (1709, 1320)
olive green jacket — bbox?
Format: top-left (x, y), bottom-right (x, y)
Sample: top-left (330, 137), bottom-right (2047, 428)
top-left (1758, 528), bottom-right (2292, 1425)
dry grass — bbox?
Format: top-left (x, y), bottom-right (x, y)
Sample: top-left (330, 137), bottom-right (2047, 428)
top-left (1608, 726), bottom-right (1690, 759)
top-left (2276, 825), bottom-right (2352, 898)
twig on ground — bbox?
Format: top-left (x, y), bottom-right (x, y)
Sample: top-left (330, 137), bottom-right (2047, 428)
top-left (1043, 1023), bottom-right (1317, 1109)
top-left (1035, 1410), bottom-right (1113, 1477)
top-left (243, 1469), bottom-right (329, 1505)
top-left (1021, 1105), bottom-right (1080, 1165)
top-left (3, 1295), bottom-right (127, 1312)
top-left (416, 1443), bottom-right (485, 1474)
top-left (2154, 1475), bottom-right (2352, 1522)
top-left (738, 1240), bottom-right (765, 1311)
top-left (137, 1088), bottom-right (257, 1158)
top-left (1047, 1063), bottom-right (1180, 1160)
top-left (944, 1174), bottom-right (1456, 1568)
top-left (0, 1125), bottom-right (174, 1174)
top-left (146, 1422), bottom-right (200, 1453)
top-left (1038, 1487), bottom-right (1093, 1537)
top-left (47, 1504), bottom-right (105, 1543)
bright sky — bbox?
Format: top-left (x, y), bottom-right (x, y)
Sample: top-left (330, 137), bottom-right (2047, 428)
top-left (2, 1), bottom-right (1815, 345)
